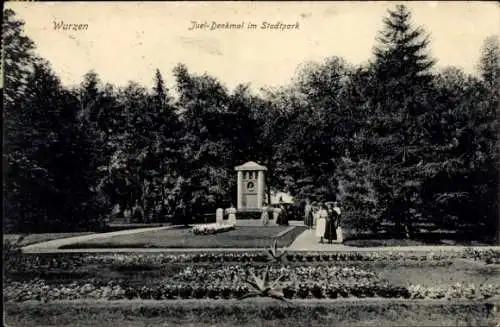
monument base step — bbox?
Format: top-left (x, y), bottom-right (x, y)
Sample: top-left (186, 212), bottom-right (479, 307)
top-left (234, 211), bottom-right (262, 220)
top-left (235, 220), bottom-right (279, 227)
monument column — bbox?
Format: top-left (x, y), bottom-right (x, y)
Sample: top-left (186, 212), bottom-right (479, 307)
top-left (235, 161), bottom-right (267, 212)
top-left (237, 171), bottom-right (243, 210)
top-left (257, 170), bottom-right (264, 208)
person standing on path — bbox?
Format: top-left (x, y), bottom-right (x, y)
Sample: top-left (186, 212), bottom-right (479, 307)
top-left (311, 201), bottom-right (319, 228)
top-left (333, 201), bottom-right (343, 243)
top-left (272, 204), bottom-right (282, 224)
top-left (304, 198), bottom-right (314, 229)
top-left (315, 203), bottom-right (328, 243)
top-left (226, 203), bottom-right (237, 225)
top-left (324, 202), bottom-right (336, 243)
top-left (279, 203), bottom-right (289, 225)
top-left (261, 204), bottom-right (270, 226)
top-left (174, 199), bottom-right (188, 226)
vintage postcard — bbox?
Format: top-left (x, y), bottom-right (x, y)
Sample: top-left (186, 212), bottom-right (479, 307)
top-left (3, 1), bottom-right (500, 326)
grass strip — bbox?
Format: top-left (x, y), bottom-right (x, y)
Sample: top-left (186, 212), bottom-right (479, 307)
top-left (5, 299), bottom-right (499, 327)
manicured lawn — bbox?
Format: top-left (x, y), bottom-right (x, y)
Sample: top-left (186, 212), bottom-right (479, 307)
top-left (59, 226), bottom-right (306, 249)
top-left (342, 230), bottom-right (493, 247)
top-left (344, 238), bottom-right (492, 247)
top-left (3, 233), bottom-right (95, 247)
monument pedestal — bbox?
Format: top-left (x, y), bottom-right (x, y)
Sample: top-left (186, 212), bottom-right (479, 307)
top-left (234, 161), bottom-right (267, 213)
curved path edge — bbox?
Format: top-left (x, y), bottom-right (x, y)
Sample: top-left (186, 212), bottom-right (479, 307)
top-left (21, 226), bottom-right (175, 253)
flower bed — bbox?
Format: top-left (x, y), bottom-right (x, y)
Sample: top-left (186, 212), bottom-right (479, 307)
top-left (192, 223), bottom-right (235, 235)
top-left (5, 261), bottom-right (500, 302)
top-left (10, 248), bottom-right (500, 271)
top-left (4, 249), bottom-right (499, 282)
top-left (408, 283), bottom-right (500, 300)
top-left (172, 265), bottom-right (380, 285)
top-left (75, 249), bottom-right (499, 264)
top-left (5, 277), bottom-right (500, 302)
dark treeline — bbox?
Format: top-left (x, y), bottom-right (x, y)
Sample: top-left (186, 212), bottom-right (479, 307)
top-left (3, 6), bottom-right (499, 240)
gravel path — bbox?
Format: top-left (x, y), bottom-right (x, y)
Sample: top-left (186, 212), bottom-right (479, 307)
top-left (21, 226), bottom-right (173, 253)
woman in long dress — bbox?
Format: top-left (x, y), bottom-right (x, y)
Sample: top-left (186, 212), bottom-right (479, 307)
top-left (226, 204), bottom-right (237, 225)
top-left (315, 203), bottom-right (328, 243)
top-left (333, 202), bottom-right (343, 243)
top-left (277, 204), bottom-right (289, 225)
top-left (304, 198), bottom-right (314, 229)
top-left (324, 202), bottom-right (335, 243)
top-left (311, 202), bottom-right (318, 228)
top-left (261, 205), bottom-right (269, 226)
top-left (273, 205), bottom-right (283, 224)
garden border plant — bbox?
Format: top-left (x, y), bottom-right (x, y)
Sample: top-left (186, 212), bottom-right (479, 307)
top-left (267, 239), bottom-right (288, 262)
top-left (238, 265), bottom-right (291, 302)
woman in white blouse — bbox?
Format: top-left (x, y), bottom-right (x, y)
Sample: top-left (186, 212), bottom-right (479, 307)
top-left (261, 205), bottom-right (270, 225)
top-left (315, 203), bottom-right (328, 243)
top-left (226, 204), bottom-right (237, 225)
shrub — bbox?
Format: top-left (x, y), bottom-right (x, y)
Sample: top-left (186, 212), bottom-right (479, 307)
top-left (464, 248), bottom-right (500, 264)
top-left (3, 235), bottom-right (27, 270)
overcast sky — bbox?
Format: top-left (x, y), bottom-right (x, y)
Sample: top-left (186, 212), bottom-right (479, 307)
top-left (6, 1), bottom-right (499, 93)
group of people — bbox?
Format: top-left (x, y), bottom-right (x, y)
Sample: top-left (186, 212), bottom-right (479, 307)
top-left (214, 204), bottom-right (238, 225)
top-left (260, 202), bottom-right (289, 226)
top-left (304, 199), bottom-right (343, 244)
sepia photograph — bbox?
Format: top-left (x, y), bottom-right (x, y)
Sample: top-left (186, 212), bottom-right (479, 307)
top-left (2, 1), bottom-right (500, 326)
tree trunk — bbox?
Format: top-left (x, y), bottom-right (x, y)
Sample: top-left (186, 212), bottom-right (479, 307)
top-left (266, 170), bottom-right (272, 205)
top-left (497, 187), bottom-right (500, 245)
top-left (404, 222), bottom-right (412, 239)
top-left (141, 180), bottom-right (147, 223)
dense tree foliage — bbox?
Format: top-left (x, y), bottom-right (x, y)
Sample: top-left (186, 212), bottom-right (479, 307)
top-left (3, 6), bottom-right (498, 241)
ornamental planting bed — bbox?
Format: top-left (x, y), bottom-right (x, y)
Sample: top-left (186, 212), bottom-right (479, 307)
top-left (4, 248), bottom-right (500, 302)
top-left (192, 223), bottom-right (235, 235)
top-left (9, 248), bottom-right (500, 268)
top-left (5, 265), bottom-right (500, 302)
top-left (4, 248), bottom-right (500, 326)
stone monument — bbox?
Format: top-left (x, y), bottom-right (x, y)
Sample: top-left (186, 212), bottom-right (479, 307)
top-left (216, 208), bottom-right (224, 225)
top-left (234, 161), bottom-right (267, 212)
